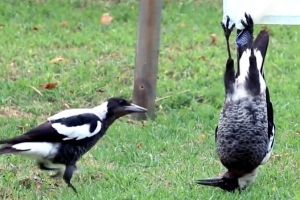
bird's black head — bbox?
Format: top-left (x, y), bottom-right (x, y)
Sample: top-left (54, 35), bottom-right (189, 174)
top-left (196, 176), bottom-right (240, 192)
top-left (105, 97), bottom-right (147, 119)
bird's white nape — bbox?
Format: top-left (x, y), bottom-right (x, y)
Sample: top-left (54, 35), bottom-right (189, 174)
top-left (11, 142), bottom-right (60, 159)
top-left (93, 101), bottom-right (109, 120)
top-left (238, 168), bottom-right (258, 189)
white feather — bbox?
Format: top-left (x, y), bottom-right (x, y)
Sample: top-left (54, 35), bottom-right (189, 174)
top-left (261, 125), bottom-right (275, 164)
top-left (51, 120), bottom-right (102, 141)
top-left (12, 142), bottom-right (59, 159)
top-left (238, 168), bottom-right (258, 189)
top-left (48, 102), bottom-right (108, 121)
top-left (231, 48), bottom-right (266, 101)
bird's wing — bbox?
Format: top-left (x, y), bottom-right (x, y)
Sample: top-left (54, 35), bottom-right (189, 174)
top-left (266, 87), bottom-right (275, 151)
top-left (253, 30), bottom-right (269, 76)
top-left (0, 113), bottom-right (102, 145)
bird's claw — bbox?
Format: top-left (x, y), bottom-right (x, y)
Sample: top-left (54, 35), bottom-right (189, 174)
top-left (221, 15), bottom-right (235, 40)
top-left (240, 12), bottom-right (254, 35)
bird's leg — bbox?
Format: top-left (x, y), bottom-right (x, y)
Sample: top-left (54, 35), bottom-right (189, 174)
top-left (63, 165), bottom-right (77, 193)
top-left (51, 165), bottom-right (77, 178)
top-left (221, 15), bottom-right (235, 59)
top-left (221, 16), bottom-right (236, 95)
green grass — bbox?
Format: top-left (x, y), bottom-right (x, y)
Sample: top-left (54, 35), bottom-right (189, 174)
top-left (0, 0), bottom-right (300, 199)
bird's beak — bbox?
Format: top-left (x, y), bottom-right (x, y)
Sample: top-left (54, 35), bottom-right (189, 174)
top-left (196, 177), bottom-right (224, 187)
top-left (124, 103), bottom-right (147, 113)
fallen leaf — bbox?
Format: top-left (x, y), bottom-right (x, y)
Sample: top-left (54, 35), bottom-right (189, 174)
top-left (50, 57), bottom-right (65, 64)
top-left (36, 183), bottom-right (42, 190)
top-left (199, 55), bottom-right (206, 61)
top-left (0, 25), bottom-right (4, 30)
top-left (210, 33), bottom-right (217, 45)
top-left (60, 21), bottom-right (69, 27)
top-left (40, 83), bottom-right (58, 89)
top-left (101, 13), bottom-right (113, 25)
top-left (97, 89), bottom-right (105, 93)
top-left (32, 26), bottom-right (38, 31)
top-left (136, 142), bottom-right (143, 149)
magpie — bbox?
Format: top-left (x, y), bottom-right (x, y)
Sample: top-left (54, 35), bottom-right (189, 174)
top-left (196, 13), bottom-right (275, 192)
top-left (0, 97), bottom-right (147, 193)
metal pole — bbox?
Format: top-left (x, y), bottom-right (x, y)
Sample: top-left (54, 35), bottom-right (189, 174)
top-left (131, 0), bottom-right (163, 120)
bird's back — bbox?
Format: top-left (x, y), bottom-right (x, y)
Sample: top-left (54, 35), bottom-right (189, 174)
top-left (216, 94), bottom-right (268, 171)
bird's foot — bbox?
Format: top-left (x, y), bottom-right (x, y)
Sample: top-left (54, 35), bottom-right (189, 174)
top-left (221, 15), bottom-right (235, 41)
top-left (239, 13), bottom-right (254, 35)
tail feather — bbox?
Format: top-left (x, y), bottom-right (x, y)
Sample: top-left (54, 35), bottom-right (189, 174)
top-left (0, 146), bottom-right (24, 155)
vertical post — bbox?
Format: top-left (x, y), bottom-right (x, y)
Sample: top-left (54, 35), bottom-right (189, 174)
top-left (131, 0), bottom-right (163, 120)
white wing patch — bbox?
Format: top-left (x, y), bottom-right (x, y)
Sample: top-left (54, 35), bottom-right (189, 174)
top-left (12, 142), bottom-right (59, 159)
top-left (51, 120), bottom-right (102, 141)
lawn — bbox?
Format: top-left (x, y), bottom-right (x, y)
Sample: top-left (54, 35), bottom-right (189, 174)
top-left (0, 0), bottom-right (300, 199)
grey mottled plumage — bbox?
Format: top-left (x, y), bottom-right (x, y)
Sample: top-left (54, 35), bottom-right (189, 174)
top-left (197, 13), bottom-right (275, 192)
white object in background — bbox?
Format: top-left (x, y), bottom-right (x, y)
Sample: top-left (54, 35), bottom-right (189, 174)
top-left (223, 0), bottom-right (300, 25)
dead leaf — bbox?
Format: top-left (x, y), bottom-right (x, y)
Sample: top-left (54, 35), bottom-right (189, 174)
top-left (60, 21), bottom-right (69, 27)
top-left (97, 89), bottom-right (105, 93)
top-left (36, 183), bottom-right (42, 190)
top-left (0, 25), bottom-right (4, 30)
top-left (40, 83), bottom-right (58, 89)
top-left (101, 13), bottom-right (113, 25)
top-left (50, 57), bottom-right (65, 64)
top-left (199, 55), bottom-right (206, 61)
top-left (210, 33), bottom-right (217, 45)
top-left (136, 142), bottom-right (143, 149)
top-left (32, 26), bottom-right (38, 31)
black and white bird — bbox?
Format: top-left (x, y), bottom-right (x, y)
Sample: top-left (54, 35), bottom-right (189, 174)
top-left (0, 97), bottom-right (147, 193)
top-left (196, 13), bottom-right (275, 192)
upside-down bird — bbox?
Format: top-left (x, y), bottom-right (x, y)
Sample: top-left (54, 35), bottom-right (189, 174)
top-left (196, 13), bottom-right (275, 192)
top-left (0, 97), bottom-right (147, 193)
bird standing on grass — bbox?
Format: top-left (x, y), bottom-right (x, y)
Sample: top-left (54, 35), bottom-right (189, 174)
top-left (196, 13), bottom-right (275, 192)
top-left (0, 97), bottom-right (147, 193)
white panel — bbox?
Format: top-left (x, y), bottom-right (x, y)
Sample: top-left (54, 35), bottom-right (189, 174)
top-left (223, 0), bottom-right (300, 25)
